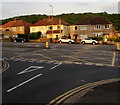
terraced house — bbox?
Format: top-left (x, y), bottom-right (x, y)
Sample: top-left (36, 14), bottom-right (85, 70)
top-left (30, 16), bottom-right (70, 39)
top-left (70, 16), bottom-right (114, 41)
top-left (1, 18), bottom-right (32, 38)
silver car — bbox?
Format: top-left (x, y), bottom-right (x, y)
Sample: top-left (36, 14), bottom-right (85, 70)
top-left (58, 37), bottom-right (75, 44)
top-left (81, 38), bottom-right (98, 45)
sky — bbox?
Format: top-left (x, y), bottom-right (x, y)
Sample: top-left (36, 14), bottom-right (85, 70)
top-left (0, 0), bottom-right (120, 19)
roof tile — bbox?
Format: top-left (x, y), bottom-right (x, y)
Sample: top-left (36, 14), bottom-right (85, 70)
top-left (75, 16), bottom-right (110, 25)
top-left (2, 19), bottom-right (32, 28)
top-left (33, 17), bottom-right (70, 26)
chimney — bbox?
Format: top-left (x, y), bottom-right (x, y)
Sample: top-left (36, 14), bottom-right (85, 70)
top-left (48, 16), bottom-right (52, 19)
top-left (14, 18), bottom-right (19, 22)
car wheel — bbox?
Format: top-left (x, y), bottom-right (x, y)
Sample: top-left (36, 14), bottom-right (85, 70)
top-left (69, 41), bottom-right (72, 44)
top-left (59, 41), bottom-right (62, 44)
top-left (81, 41), bottom-right (85, 45)
top-left (92, 42), bottom-right (96, 45)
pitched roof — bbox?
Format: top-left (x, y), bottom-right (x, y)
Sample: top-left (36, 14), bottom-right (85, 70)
top-left (2, 18), bottom-right (32, 28)
top-left (33, 17), bottom-right (70, 26)
top-left (75, 16), bottom-right (111, 25)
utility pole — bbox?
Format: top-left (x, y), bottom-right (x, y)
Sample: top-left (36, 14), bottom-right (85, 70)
top-left (50, 5), bottom-right (53, 39)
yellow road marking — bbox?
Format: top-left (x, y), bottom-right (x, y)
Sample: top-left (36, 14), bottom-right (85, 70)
top-left (48, 78), bottom-right (120, 105)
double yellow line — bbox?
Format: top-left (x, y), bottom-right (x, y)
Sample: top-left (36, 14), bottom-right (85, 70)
top-left (2, 60), bottom-right (10, 72)
top-left (47, 78), bottom-right (120, 105)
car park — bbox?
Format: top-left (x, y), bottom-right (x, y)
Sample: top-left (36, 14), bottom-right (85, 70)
top-left (81, 38), bottom-right (98, 45)
top-left (58, 37), bottom-right (75, 44)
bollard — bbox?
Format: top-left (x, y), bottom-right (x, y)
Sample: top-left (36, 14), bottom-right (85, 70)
top-left (116, 43), bottom-right (120, 51)
top-left (46, 42), bottom-right (49, 48)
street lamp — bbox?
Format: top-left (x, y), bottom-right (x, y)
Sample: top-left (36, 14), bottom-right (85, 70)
top-left (50, 5), bottom-right (53, 39)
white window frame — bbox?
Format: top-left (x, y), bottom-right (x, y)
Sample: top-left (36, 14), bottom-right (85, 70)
top-left (32, 28), bottom-right (35, 31)
top-left (104, 24), bottom-right (110, 29)
top-left (49, 26), bottom-right (53, 30)
top-left (74, 26), bottom-right (78, 30)
top-left (12, 27), bottom-right (16, 31)
top-left (80, 26), bottom-right (87, 30)
top-left (94, 25), bottom-right (101, 30)
top-left (19, 27), bottom-right (23, 31)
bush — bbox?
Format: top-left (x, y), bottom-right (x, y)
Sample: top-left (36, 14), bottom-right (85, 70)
top-left (88, 36), bottom-right (103, 41)
top-left (107, 37), bottom-right (120, 42)
top-left (29, 31), bottom-right (41, 39)
top-left (115, 38), bottom-right (120, 42)
top-left (107, 37), bottom-right (116, 41)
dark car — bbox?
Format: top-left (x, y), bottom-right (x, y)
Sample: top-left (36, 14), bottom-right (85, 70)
top-left (14, 37), bottom-right (26, 42)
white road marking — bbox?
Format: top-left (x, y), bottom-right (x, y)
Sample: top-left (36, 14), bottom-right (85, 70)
top-left (85, 63), bottom-right (93, 65)
top-left (46, 61), bottom-right (54, 64)
top-left (112, 52), bottom-right (116, 66)
top-left (95, 64), bottom-right (104, 66)
top-left (28, 61), bottom-right (35, 62)
top-left (20, 59), bottom-right (26, 62)
top-left (14, 53), bottom-right (23, 55)
top-left (17, 66), bottom-right (44, 75)
top-left (74, 62), bottom-right (82, 65)
top-left (7, 74), bottom-right (42, 93)
top-left (51, 62), bottom-right (62, 70)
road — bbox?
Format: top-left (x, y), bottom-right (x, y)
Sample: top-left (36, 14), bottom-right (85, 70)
top-left (2, 42), bottom-right (120, 104)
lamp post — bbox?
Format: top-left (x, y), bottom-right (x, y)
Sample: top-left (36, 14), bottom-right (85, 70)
top-left (50, 5), bottom-right (53, 40)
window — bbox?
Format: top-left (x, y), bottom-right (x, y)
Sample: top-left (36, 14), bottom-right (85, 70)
top-left (32, 28), bottom-right (35, 31)
top-left (6, 29), bottom-right (9, 31)
top-left (80, 26), bottom-right (87, 30)
top-left (12, 27), bottom-right (16, 31)
top-left (75, 26), bottom-right (78, 30)
top-left (19, 27), bottom-right (23, 31)
top-left (57, 26), bottom-right (60, 30)
top-left (49, 26), bottom-right (53, 30)
top-left (67, 26), bottom-right (69, 30)
top-left (94, 25), bottom-right (101, 30)
top-left (104, 24), bottom-right (110, 29)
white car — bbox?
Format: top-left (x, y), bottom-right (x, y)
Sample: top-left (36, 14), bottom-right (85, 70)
top-left (81, 38), bottom-right (98, 45)
top-left (58, 37), bottom-right (75, 44)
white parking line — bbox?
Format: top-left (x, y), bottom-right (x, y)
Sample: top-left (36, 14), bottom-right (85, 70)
top-left (51, 62), bottom-right (62, 70)
top-left (7, 74), bottom-right (42, 93)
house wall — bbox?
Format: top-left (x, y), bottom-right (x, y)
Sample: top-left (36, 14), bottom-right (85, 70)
top-left (30, 26), bottom-right (46, 35)
top-left (1, 26), bottom-right (30, 38)
top-left (30, 25), bottom-right (70, 38)
top-left (70, 24), bottom-right (114, 40)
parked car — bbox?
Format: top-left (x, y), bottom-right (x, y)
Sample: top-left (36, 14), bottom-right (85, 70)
top-left (13, 37), bottom-right (26, 42)
top-left (81, 38), bottom-right (98, 45)
top-left (58, 37), bottom-right (75, 44)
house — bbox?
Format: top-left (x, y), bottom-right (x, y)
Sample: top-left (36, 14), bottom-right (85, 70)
top-left (70, 16), bottom-right (114, 40)
top-left (1, 18), bottom-right (32, 39)
top-left (30, 16), bottom-right (70, 39)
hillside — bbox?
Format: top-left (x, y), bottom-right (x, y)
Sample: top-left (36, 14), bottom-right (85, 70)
top-left (2, 12), bottom-right (120, 31)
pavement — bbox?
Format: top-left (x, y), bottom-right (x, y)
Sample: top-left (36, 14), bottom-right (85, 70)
top-left (61, 81), bottom-right (120, 104)
top-left (76, 81), bottom-right (120, 104)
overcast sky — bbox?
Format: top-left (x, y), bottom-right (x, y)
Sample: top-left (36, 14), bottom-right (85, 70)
top-left (1, 0), bottom-right (120, 19)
